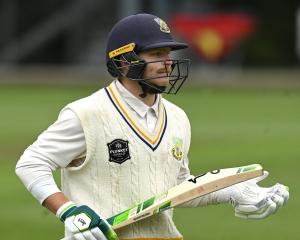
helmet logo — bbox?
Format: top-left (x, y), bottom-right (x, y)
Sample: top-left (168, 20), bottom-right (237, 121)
top-left (154, 18), bottom-right (170, 33)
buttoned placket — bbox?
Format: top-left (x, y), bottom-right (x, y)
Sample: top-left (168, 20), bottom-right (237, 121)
top-left (146, 108), bottom-right (157, 132)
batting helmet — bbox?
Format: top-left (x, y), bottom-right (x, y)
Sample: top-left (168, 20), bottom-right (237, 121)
top-left (106, 13), bottom-right (190, 96)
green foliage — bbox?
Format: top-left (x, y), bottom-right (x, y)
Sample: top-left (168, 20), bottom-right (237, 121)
top-left (1, 84), bottom-right (299, 239)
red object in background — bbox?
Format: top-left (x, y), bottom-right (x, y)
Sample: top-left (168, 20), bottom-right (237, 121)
top-left (170, 13), bottom-right (257, 62)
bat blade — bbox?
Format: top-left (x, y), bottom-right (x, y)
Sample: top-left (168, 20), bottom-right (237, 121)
top-left (61, 164), bottom-right (263, 239)
top-left (107, 163), bottom-right (263, 229)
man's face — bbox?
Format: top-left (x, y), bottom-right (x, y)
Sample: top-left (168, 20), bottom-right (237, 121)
top-left (138, 47), bottom-right (173, 87)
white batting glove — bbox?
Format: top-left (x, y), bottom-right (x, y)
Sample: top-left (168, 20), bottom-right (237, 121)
top-left (216, 171), bottom-right (289, 219)
top-left (57, 202), bottom-right (119, 240)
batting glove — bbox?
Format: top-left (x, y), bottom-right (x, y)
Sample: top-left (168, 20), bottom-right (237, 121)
top-left (216, 171), bottom-right (289, 219)
top-left (57, 201), bottom-right (119, 240)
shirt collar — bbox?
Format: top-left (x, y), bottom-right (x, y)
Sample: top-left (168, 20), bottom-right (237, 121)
top-left (115, 80), bottom-right (159, 118)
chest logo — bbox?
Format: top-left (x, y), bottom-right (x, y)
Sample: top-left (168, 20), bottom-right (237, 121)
top-left (107, 139), bottom-right (131, 164)
top-left (171, 137), bottom-right (183, 161)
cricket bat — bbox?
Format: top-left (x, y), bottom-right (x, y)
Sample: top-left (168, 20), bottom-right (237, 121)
top-left (62, 163), bottom-right (263, 239)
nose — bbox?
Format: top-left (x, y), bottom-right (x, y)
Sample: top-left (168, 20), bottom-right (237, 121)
top-left (163, 58), bottom-right (173, 75)
top-left (164, 56), bottom-right (173, 66)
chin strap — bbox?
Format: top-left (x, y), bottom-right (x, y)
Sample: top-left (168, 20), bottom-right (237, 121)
top-left (138, 81), bottom-right (166, 98)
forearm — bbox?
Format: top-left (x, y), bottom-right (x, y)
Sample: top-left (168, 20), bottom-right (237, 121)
top-left (42, 192), bottom-right (70, 214)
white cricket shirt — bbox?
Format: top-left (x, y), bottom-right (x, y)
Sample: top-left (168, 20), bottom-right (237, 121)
top-left (16, 80), bottom-right (191, 204)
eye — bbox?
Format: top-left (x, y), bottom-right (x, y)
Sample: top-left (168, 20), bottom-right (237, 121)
top-left (152, 51), bottom-right (163, 57)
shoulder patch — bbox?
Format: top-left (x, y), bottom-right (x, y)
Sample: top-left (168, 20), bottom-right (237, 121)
top-left (171, 136), bottom-right (183, 161)
top-left (107, 139), bottom-right (131, 164)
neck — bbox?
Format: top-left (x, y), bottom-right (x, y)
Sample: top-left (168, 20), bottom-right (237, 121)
top-left (119, 78), bottom-right (156, 106)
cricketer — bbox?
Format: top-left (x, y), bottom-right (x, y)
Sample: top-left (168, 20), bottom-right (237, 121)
top-left (16, 13), bottom-right (289, 240)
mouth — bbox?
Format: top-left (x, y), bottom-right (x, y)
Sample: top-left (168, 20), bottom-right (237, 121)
top-left (156, 70), bottom-right (171, 76)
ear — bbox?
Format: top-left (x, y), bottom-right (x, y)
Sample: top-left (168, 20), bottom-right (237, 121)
top-left (107, 60), bottom-right (119, 78)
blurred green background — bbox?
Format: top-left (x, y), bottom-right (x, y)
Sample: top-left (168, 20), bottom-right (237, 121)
top-left (1, 81), bottom-right (299, 239)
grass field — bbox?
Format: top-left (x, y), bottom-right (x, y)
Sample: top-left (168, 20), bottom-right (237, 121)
top-left (0, 83), bottom-right (299, 239)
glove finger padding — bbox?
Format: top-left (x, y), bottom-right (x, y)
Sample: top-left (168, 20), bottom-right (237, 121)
top-left (235, 198), bottom-right (277, 219)
top-left (81, 231), bottom-right (97, 240)
top-left (73, 232), bottom-right (87, 240)
top-left (247, 198), bottom-right (277, 219)
top-left (270, 194), bottom-right (284, 210)
top-left (269, 183), bottom-right (289, 205)
top-left (71, 227), bottom-right (107, 240)
top-left (91, 227), bottom-right (108, 240)
top-left (234, 198), bottom-right (267, 213)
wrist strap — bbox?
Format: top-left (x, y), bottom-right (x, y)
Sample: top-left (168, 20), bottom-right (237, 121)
top-left (56, 201), bottom-right (76, 221)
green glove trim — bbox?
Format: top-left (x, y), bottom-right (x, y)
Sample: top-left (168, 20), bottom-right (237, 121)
top-left (60, 205), bottom-right (76, 222)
